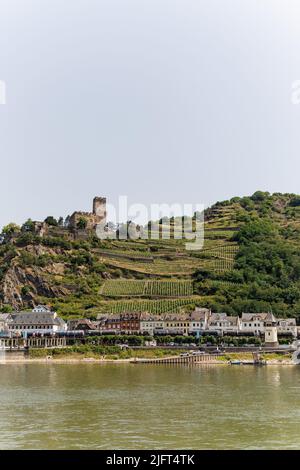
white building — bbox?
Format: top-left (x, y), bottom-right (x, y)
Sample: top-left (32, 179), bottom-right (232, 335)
top-left (240, 313), bottom-right (269, 335)
top-left (162, 313), bottom-right (191, 335)
top-left (140, 313), bottom-right (164, 336)
top-left (8, 311), bottom-right (67, 335)
top-left (189, 308), bottom-right (211, 335)
top-left (208, 313), bottom-right (241, 335)
top-left (32, 305), bottom-right (52, 313)
top-left (276, 318), bottom-right (297, 337)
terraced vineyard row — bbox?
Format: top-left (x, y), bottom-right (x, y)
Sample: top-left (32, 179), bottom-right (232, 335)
top-left (100, 280), bottom-right (193, 297)
top-left (100, 280), bottom-right (145, 296)
top-left (144, 280), bottom-right (193, 297)
top-left (210, 279), bottom-right (239, 288)
top-left (96, 297), bottom-right (203, 314)
top-left (98, 248), bottom-right (153, 260)
top-left (203, 244), bottom-right (239, 257)
top-left (102, 256), bottom-right (201, 275)
top-left (204, 244), bottom-right (238, 273)
top-left (211, 257), bottom-right (235, 273)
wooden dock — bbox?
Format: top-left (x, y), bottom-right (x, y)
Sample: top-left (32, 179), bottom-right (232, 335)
top-left (130, 354), bottom-right (220, 365)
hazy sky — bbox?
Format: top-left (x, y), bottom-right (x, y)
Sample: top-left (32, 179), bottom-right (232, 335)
top-left (1, 0), bottom-right (300, 228)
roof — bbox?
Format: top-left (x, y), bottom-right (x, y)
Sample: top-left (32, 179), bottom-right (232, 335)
top-left (241, 313), bottom-right (269, 321)
top-left (12, 312), bottom-right (56, 325)
top-left (208, 314), bottom-right (239, 325)
top-left (54, 317), bottom-right (67, 328)
top-left (96, 315), bottom-right (108, 321)
top-left (11, 312), bottom-right (58, 326)
top-left (265, 312), bottom-right (277, 323)
top-left (226, 316), bottom-right (239, 325)
top-left (162, 313), bottom-right (189, 321)
top-left (75, 319), bottom-right (97, 330)
top-left (194, 307), bottom-right (210, 314)
top-left (105, 314), bottom-right (121, 321)
top-left (209, 313), bottom-right (228, 322)
top-left (190, 308), bottom-right (210, 321)
top-left (120, 312), bottom-right (143, 320)
top-left (140, 313), bottom-right (163, 322)
top-left (0, 314), bottom-right (12, 322)
top-left (67, 319), bottom-right (96, 329)
top-left (277, 318), bottom-right (296, 325)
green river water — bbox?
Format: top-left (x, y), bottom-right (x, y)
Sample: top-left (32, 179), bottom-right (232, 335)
top-left (0, 363), bottom-right (300, 449)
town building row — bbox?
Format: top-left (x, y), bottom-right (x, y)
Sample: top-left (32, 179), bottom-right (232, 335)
top-left (0, 306), bottom-right (298, 341)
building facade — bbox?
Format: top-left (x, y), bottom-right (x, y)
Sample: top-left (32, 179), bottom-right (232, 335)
top-left (240, 313), bottom-right (269, 335)
top-left (208, 313), bottom-right (241, 335)
top-left (8, 311), bottom-right (67, 335)
top-left (276, 318), bottom-right (297, 337)
top-left (140, 314), bottom-right (164, 336)
top-left (120, 312), bottom-right (142, 334)
top-left (189, 308), bottom-right (211, 335)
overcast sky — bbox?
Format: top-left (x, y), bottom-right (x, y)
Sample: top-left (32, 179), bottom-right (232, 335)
top-left (1, 0), bottom-right (300, 228)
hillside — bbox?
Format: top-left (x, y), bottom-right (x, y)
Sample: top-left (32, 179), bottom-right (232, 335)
top-left (1, 191), bottom-right (300, 319)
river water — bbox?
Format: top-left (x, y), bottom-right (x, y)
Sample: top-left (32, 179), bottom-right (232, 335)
top-left (0, 363), bottom-right (299, 449)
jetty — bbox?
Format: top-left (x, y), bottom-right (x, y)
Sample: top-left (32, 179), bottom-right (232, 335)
top-left (130, 351), bottom-right (269, 366)
top-left (130, 353), bottom-right (220, 365)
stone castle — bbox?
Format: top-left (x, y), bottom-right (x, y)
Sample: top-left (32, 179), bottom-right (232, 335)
top-left (69, 197), bottom-right (107, 230)
top-left (29, 197), bottom-right (107, 238)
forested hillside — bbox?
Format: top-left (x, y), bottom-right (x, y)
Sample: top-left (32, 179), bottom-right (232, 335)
top-left (1, 191), bottom-right (300, 319)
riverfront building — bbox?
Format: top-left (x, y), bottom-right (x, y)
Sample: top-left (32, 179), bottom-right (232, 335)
top-left (140, 314), bottom-right (164, 336)
top-left (240, 313), bottom-right (269, 335)
top-left (8, 312), bottom-right (67, 335)
top-left (1, 308), bottom-right (67, 336)
top-left (94, 309), bottom-right (298, 338)
top-left (208, 313), bottom-right (241, 335)
top-left (0, 307), bottom-right (298, 340)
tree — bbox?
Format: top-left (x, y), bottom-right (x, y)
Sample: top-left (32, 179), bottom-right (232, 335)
top-left (289, 197), bottom-right (300, 207)
top-left (77, 217), bottom-right (87, 230)
top-left (21, 219), bottom-right (35, 232)
top-left (250, 191), bottom-right (270, 202)
top-left (235, 219), bottom-right (277, 244)
top-left (0, 305), bottom-right (13, 313)
top-left (2, 223), bottom-right (21, 236)
top-left (44, 216), bottom-right (58, 226)
top-left (58, 217), bottom-right (64, 226)
top-left (240, 197), bottom-right (255, 211)
top-left (21, 285), bottom-right (30, 296)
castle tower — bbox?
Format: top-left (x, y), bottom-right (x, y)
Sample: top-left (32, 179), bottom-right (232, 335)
top-left (93, 197), bottom-right (107, 224)
top-left (264, 313), bottom-right (278, 347)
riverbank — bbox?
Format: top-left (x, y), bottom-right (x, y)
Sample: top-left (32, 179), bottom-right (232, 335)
top-left (0, 349), bottom-right (294, 365)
